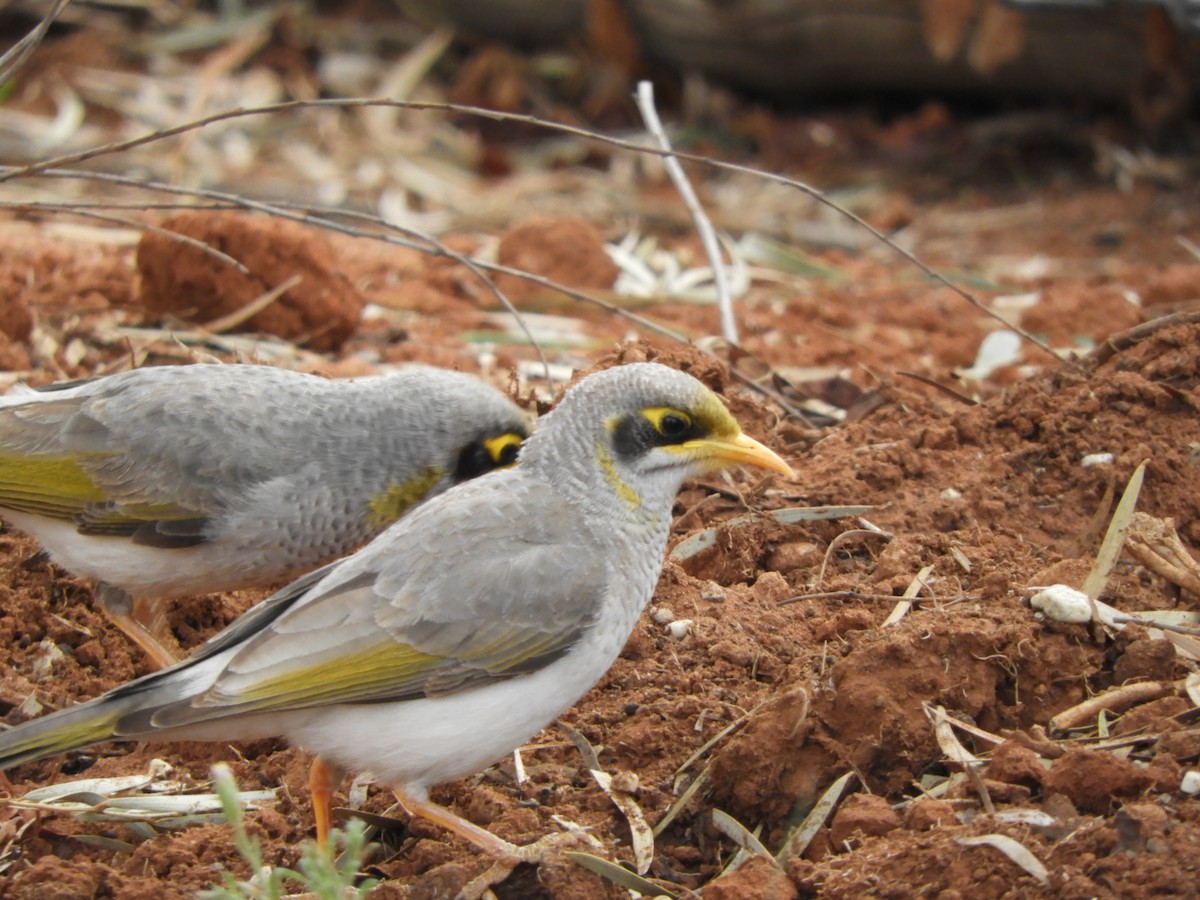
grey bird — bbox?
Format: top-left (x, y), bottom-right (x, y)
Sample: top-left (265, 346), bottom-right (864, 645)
top-left (0, 362), bottom-right (793, 872)
top-left (0, 363), bottom-right (529, 666)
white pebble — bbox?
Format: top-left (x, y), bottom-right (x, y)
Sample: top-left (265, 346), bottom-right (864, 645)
top-left (666, 619), bottom-right (694, 640)
top-left (940, 488), bottom-right (963, 501)
top-left (650, 607), bottom-right (675, 625)
top-left (1030, 585), bottom-right (1093, 624)
top-left (1182, 770), bottom-right (1200, 795)
top-left (1080, 452), bottom-right (1114, 468)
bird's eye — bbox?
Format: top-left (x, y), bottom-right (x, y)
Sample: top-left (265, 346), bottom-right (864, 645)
top-left (644, 407), bottom-right (692, 441)
top-left (659, 413), bottom-right (689, 438)
top-left (455, 443), bottom-right (495, 479)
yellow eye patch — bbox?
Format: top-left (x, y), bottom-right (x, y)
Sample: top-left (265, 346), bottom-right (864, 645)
top-left (484, 432), bottom-right (524, 467)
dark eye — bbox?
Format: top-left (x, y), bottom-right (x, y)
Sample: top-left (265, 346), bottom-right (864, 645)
top-left (659, 414), bottom-right (689, 438)
top-left (497, 442), bottom-right (519, 466)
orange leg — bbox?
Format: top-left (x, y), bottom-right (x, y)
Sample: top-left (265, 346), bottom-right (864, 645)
top-left (95, 584), bottom-right (181, 669)
top-left (310, 756), bottom-right (339, 847)
top-left (392, 787), bottom-right (596, 864)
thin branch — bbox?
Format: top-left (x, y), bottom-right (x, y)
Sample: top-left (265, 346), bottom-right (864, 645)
top-left (634, 81), bottom-right (737, 344)
top-left (6, 167), bottom-right (691, 347)
top-left (14, 206), bottom-right (250, 274)
top-left (895, 371), bottom-right (980, 405)
top-left (0, 96), bottom-right (1066, 365)
top-left (1086, 310), bottom-right (1200, 365)
top-left (0, 0), bottom-right (72, 86)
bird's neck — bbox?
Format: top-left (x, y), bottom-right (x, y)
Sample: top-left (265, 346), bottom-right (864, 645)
top-left (524, 428), bottom-right (680, 550)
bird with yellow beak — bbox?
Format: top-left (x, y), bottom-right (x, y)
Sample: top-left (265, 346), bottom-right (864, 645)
top-left (0, 363), bottom-right (792, 877)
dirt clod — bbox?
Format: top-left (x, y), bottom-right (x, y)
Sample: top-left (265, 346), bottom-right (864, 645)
top-left (494, 216), bottom-right (618, 302)
top-left (136, 212), bottom-right (365, 351)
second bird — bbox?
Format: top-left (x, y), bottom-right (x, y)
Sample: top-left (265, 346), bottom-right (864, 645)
top-left (0, 363), bottom-right (529, 666)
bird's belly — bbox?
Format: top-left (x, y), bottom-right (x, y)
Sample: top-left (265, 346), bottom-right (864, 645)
top-left (1, 510), bottom-right (352, 598)
top-left (276, 639), bottom-right (622, 792)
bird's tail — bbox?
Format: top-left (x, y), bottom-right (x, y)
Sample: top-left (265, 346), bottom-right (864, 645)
top-left (0, 692), bottom-right (135, 770)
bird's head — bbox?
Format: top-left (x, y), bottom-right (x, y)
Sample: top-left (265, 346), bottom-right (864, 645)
top-left (522, 363), bottom-right (793, 515)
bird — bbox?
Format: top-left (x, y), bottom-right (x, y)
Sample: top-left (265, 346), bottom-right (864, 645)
top-left (0, 363), bottom-right (529, 667)
top-left (0, 362), bottom-right (793, 866)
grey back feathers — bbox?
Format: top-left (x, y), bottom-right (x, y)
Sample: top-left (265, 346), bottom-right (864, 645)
top-left (0, 364), bottom-right (529, 595)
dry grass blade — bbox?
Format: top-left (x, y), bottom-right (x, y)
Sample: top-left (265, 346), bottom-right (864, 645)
top-left (105, 324), bottom-right (323, 365)
top-left (1167, 632), bottom-right (1200, 662)
top-left (781, 590), bottom-right (972, 606)
top-left (954, 834), bottom-right (1049, 885)
top-left (926, 705), bottom-right (982, 765)
top-left (926, 704), bottom-right (994, 813)
top-left (1087, 310), bottom-right (1200, 364)
top-left (882, 565), bottom-right (936, 627)
top-left (653, 763), bottom-right (710, 838)
top-left (566, 852), bottom-right (678, 898)
top-left (896, 371), bottom-right (980, 406)
top-left (5, 769), bottom-right (275, 829)
top-left (557, 720), bottom-right (602, 771)
top-left (774, 771), bottom-right (854, 865)
top-left (812, 528), bottom-right (893, 590)
top-left (16, 209), bottom-right (252, 275)
top-left (1110, 610), bottom-right (1200, 637)
top-left (711, 808), bottom-right (774, 862)
top-left (670, 506), bottom-right (873, 562)
top-left (1081, 460), bottom-right (1148, 607)
top-left (589, 769), bottom-right (654, 875)
top-left (965, 765), bottom-right (996, 816)
top-left (203, 274), bottom-right (301, 334)
top-left (937, 714), bottom-right (1005, 748)
top-left (656, 690), bottom-right (808, 838)
top-left (1066, 478), bottom-right (1116, 557)
top-left (1186, 672), bottom-right (1200, 707)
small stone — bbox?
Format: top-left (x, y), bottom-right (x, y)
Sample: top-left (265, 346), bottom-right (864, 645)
top-left (1113, 638), bottom-right (1177, 684)
top-left (903, 799), bottom-right (958, 831)
top-left (985, 740), bottom-right (1046, 790)
top-left (1181, 770), bottom-right (1200, 794)
top-left (703, 856), bottom-right (798, 900)
top-left (752, 570), bottom-right (791, 603)
top-left (767, 541), bottom-right (821, 573)
top-left (709, 640), bottom-right (753, 666)
top-left (1030, 584), bottom-right (1092, 623)
top-left (650, 606), bottom-right (675, 624)
top-left (666, 619), bottom-right (693, 640)
top-left (829, 793), bottom-right (900, 846)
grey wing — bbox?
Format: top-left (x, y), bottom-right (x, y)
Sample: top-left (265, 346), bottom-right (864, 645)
top-left (143, 474), bottom-right (607, 726)
top-left (0, 367), bottom-right (319, 541)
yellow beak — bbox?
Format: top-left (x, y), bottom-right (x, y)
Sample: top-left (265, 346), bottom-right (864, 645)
top-left (682, 432), bottom-right (794, 479)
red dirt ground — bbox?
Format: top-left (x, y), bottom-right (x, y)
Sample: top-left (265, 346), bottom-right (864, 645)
top-left (1, 45), bottom-right (1199, 900)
